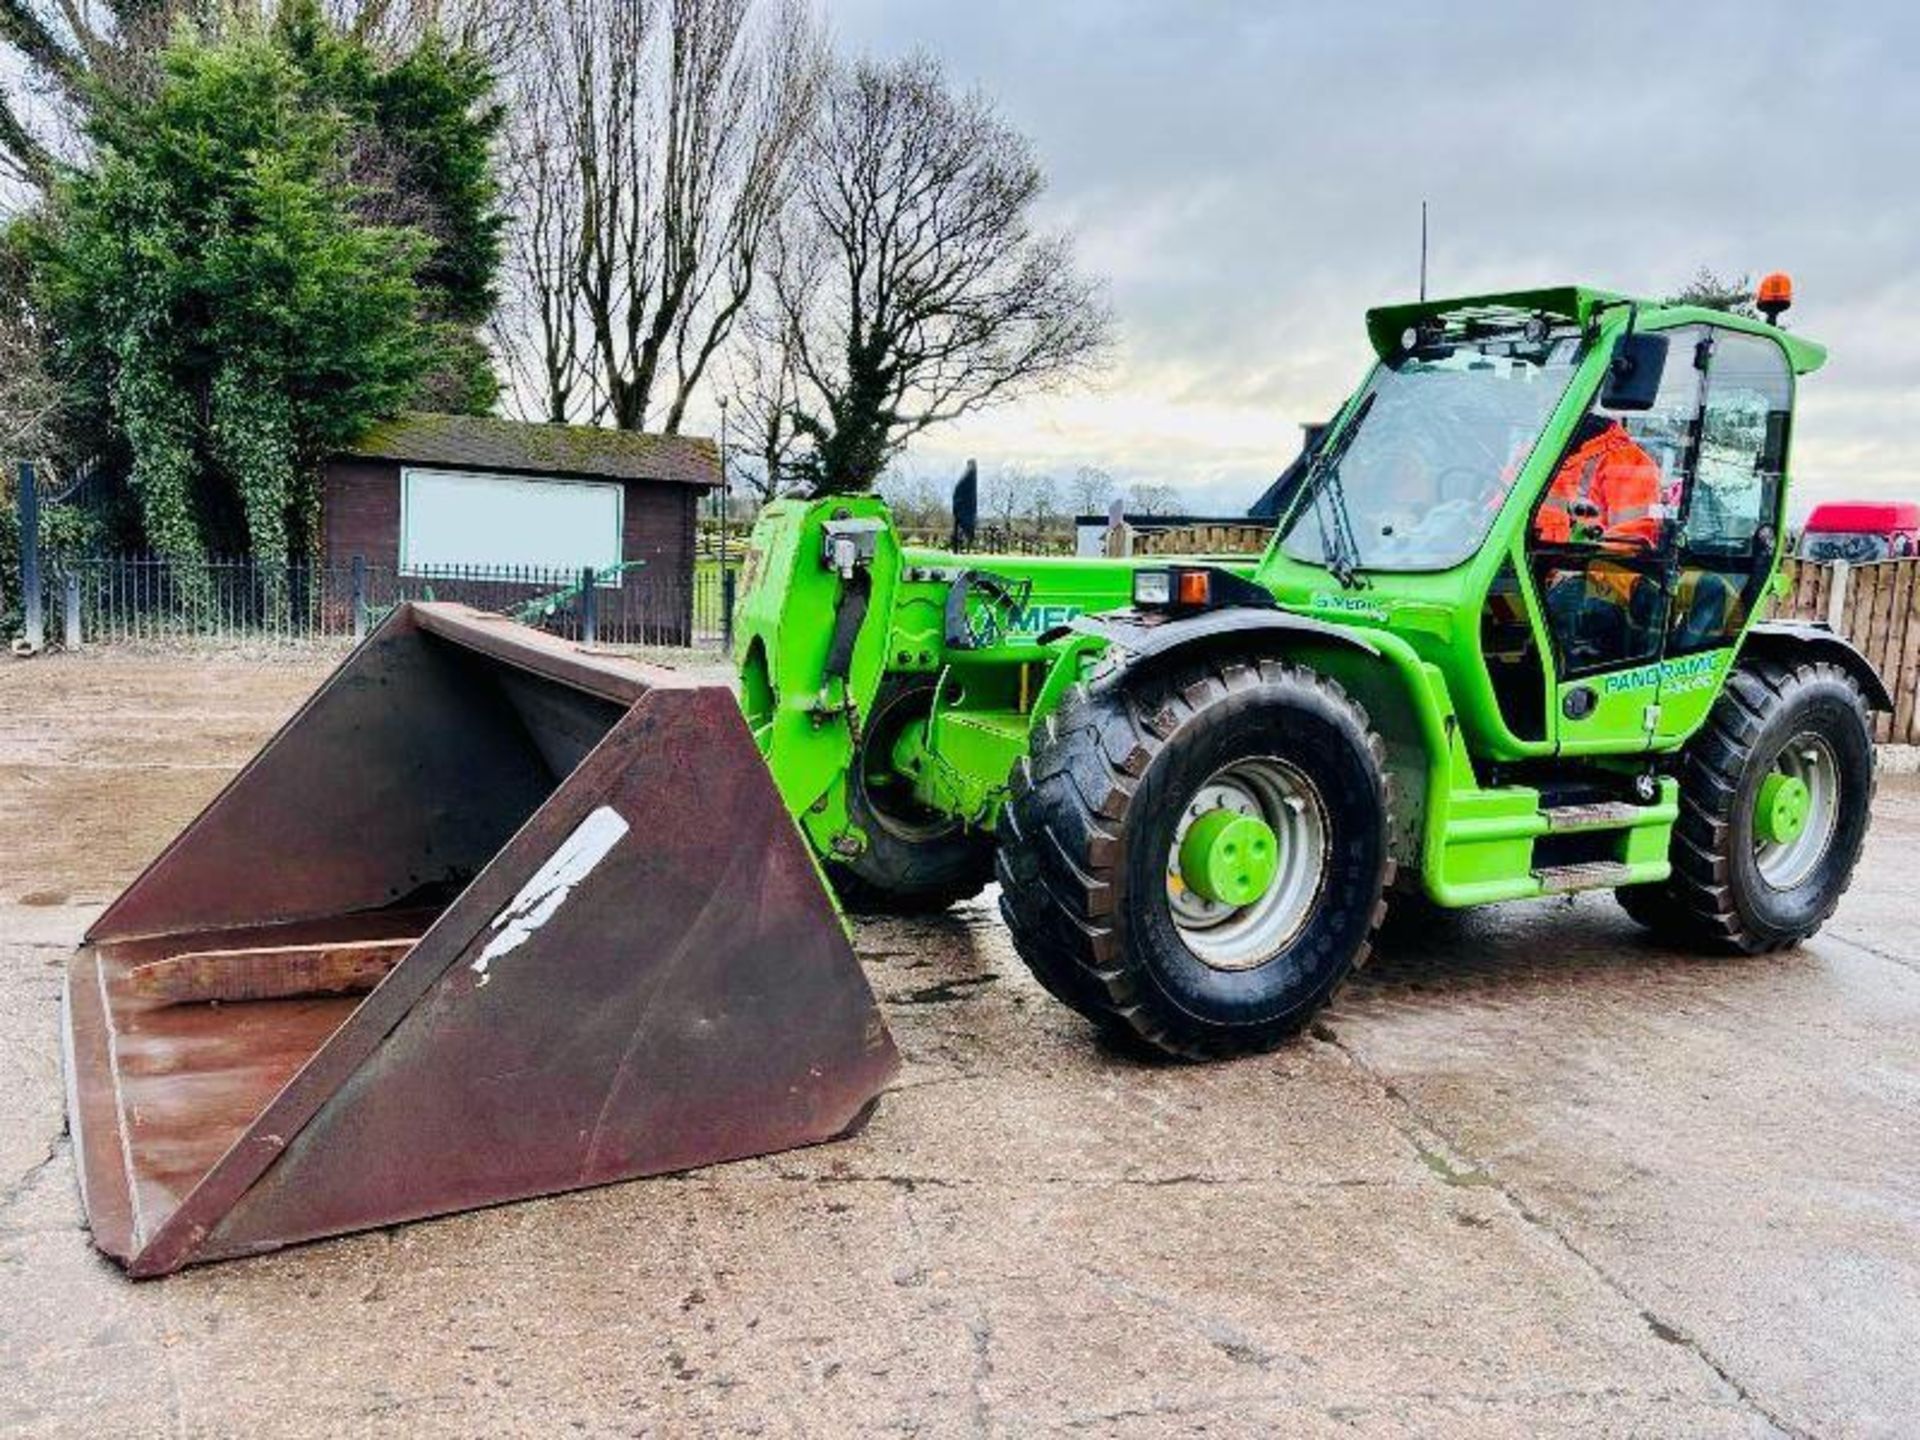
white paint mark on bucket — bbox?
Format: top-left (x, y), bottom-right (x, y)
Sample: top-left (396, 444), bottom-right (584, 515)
top-left (471, 805), bottom-right (630, 982)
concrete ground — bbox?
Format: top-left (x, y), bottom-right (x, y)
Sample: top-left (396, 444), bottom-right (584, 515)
top-left (1, 651), bottom-right (1915, 1438)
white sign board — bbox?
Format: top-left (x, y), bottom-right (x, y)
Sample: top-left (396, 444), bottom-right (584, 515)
top-left (400, 468), bottom-right (624, 578)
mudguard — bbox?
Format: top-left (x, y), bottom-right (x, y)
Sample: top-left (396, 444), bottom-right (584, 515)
top-left (1742, 620), bottom-right (1893, 711)
top-left (1065, 605), bottom-right (1381, 671)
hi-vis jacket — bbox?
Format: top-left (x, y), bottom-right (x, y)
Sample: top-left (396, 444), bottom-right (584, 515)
top-left (1534, 422), bottom-right (1663, 548)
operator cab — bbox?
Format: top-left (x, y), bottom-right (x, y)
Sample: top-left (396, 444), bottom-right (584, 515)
top-left (1266, 285), bottom-right (1807, 760)
top-left (1521, 321), bottom-right (1793, 745)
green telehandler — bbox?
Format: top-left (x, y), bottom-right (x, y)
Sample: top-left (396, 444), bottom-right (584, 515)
top-left (735, 277), bottom-right (1887, 1058)
top-left (59, 276), bottom-right (1888, 1274)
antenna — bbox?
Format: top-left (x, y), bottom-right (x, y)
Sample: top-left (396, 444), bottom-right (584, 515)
top-left (1419, 200), bottom-right (1429, 301)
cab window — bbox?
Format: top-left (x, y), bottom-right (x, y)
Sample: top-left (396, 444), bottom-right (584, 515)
top-left (1528, 325), bottom-right (1705, 677)
top-left (1667, 330), bottom-right (1792, 656)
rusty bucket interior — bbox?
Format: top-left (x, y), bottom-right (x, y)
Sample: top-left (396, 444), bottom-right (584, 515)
top-left (63, 602), bottom-right (898, 1277)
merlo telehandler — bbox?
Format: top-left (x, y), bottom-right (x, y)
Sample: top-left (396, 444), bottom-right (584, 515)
top-left (62, 277), bottom-right (1885, 1274)
top-left (734, 277), bottom-right (1885, 1058)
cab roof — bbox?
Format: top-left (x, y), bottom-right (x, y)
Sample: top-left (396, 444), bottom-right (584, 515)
top-left (1366, 285), bottom-right (1827, 375)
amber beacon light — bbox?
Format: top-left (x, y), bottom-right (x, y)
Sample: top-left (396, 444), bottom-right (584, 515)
top-left (1757, 272), bottom-right (1794, 324)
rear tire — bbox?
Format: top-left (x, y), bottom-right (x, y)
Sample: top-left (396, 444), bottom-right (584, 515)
top-left (997, 654), bottom-right (1393, 1059)
top-left (1616, 658), bottom-right (1874, 951)
top-left (828, 676), bottom-right (996, 915)
top-left (1614, 878), bottom-right (1691, 935)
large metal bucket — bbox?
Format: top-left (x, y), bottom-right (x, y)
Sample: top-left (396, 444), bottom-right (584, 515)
top-left (62, 603), bottom-right (898, 1276)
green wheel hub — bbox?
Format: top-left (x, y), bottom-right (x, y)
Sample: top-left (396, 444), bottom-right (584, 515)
top-left (1755, 771), bottom-right (1812, 846)
top-left (1163, 756), bottom-right (1330, 972)
top-left (1178, 810), bottom-right (1280, 907)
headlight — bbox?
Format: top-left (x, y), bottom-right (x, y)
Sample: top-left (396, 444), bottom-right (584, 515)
top-left (1133, 570), bottom-right (1172, 607)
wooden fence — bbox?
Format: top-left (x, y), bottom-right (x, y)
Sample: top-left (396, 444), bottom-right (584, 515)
top-left (1132, 522), bottom-right (1275, 556)
top-left (1772, 558), bottom-right (1920, 744)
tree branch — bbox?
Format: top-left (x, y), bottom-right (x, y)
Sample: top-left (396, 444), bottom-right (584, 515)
top-left (0, 87), bottom-right (52, 185)
top-left (0, 0), bottom-right (87, 101)
top-left (758, 51), bottom-right (1110, 494)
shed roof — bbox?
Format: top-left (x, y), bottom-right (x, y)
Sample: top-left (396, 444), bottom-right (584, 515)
top-left (347, 413), bottom-right (719, 488)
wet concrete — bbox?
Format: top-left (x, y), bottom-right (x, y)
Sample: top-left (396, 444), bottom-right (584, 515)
top-left (0, 653), bottom-right (1914, 1436)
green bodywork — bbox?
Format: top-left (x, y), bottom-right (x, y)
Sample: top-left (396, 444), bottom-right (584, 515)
top-left (732, 285), bottom-right (1829, 907)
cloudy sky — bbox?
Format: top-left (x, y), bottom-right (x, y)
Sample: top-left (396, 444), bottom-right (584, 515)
top-left (831, 0), bottom-right (1920, 515)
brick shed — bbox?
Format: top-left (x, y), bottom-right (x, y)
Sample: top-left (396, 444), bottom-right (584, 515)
top-left (323, 412), bottom-right (719, 637)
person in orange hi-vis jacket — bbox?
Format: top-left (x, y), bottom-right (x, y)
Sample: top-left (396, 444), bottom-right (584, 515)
top-left (1535, 414), bottom-right (1667, 659)
top-left (1535, 414), bottom-right (1663, 549)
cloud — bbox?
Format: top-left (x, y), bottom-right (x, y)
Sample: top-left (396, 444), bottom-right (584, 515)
top-left (830, 0), bottom-right (1920, 511)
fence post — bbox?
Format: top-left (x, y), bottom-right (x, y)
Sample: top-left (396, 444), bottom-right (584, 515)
top-left (1826, 559), bottom-right (1850, 637)
top-left (1102, 495), bottom-right (1133, 558)
top-left (17, 461), bottom-right (43, 653)
top-left (351, 555), bottom-right (368, 641)
top-left (63, 571), bottom-right (80, 650)
top-left (581, 567), bottom-right (598, 645)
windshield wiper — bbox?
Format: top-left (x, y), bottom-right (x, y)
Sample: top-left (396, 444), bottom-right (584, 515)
top-left (1301, 391), bottom-right (1374, 589)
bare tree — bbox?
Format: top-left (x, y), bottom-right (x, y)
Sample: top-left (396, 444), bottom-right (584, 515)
top-left (495, 0), bottom-right (823, 432)
top-left (721, 301), bottom-right (808, 498)
top-left (764, 52), bottom-right (1110, 495)
top-left (981, 463), bottom-right (1027, 536)
top-left (332, 0), bottom-right (527, 66)
top-left (1069, 464), bottom-right (1115, 517)
top-left (1024, 471), bottom-right (1058, 530)
top-left (875, 469), bottom-right (946, 532)
top-left (0, 0), bottom-right (161, 190)
top-left (495, 65), bottom-right (596, 422)
top-left (0, 279), bottom-right (63, 461)
top-left (1127, 481), bottom-right (1179, 517)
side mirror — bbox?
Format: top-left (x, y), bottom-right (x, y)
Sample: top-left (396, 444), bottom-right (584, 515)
top-left (1599, 332), bottom-right (1669, 412)
top-left (949, 459), bottom-right (979, 551)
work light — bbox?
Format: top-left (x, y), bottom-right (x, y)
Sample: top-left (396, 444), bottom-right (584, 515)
top-left (1133, 570), bottom-right (1172, 606)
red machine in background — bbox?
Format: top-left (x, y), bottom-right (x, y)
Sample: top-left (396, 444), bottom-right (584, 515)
top-left (1799, 501), bottom-right (1920, 563)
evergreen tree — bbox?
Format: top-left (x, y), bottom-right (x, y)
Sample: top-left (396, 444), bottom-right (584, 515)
top-left (1669, 267), bottom-right (1759, 319)
top-left (35, 22), bottom-right (433, 558)
top-left (30, 9), bottom-right (504, 557)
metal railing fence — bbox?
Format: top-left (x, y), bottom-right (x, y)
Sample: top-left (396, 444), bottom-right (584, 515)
top-left (21, 554), bottom-right (738, 651)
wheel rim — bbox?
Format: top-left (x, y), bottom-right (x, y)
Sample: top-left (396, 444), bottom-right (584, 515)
top-left (859, 689), bottom-right (957, 844)
top-left (1165, 757), bottom-right (1329, 971)
top-left (1753, 733), bottom-right (1840, 890)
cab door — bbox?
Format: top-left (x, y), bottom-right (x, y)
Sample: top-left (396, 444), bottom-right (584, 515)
top-left (1529, 325), bottom-right (1706, 754)
top-left (1651, 328), bottom-right (1795, 744)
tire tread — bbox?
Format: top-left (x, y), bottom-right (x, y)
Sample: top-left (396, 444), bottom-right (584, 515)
top-left (998, 652), bottom-right (1393, 1059)
top-left (1618, 657), bottom-right (1875, 951)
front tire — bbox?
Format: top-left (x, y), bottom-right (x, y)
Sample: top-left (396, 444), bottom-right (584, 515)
top-left (829, 676), bottom-right (995, 914)
top-left (1617, 658), bottom-right (1875, 950)
top-left (997, 654), bottom-right (1393, 1059)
